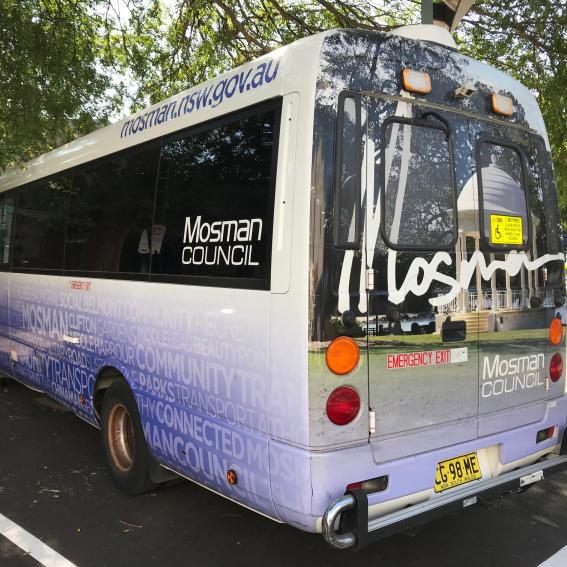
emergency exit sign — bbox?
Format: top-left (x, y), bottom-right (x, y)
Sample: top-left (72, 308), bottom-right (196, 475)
top-left (387, 347), bottom-right (468, 370)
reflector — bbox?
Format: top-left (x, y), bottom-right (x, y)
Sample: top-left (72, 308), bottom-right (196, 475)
top-left (326, 386), bottom-right (360, 425)
top-left (326, 337), bottom-right (360, 375)
top-left (550, 317), bottom-right (563, 345)
top-left (550, 353), bottom-right (563, 382)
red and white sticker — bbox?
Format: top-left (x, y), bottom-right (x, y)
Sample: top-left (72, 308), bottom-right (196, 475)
top-left (387, 347), bottom-right (467, 370)
top-left (70, 280), bottom-right (92, 291)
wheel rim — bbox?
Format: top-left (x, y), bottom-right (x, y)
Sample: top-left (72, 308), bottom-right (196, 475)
top-left (107, 403), bottom-right (135, 473)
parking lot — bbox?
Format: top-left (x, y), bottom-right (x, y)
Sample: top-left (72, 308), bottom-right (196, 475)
top-left (2, 379), bottom-right (567, 567)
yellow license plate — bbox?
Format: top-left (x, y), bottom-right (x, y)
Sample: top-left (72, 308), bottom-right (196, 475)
top-left (434, 452), bottom-right (481, 493)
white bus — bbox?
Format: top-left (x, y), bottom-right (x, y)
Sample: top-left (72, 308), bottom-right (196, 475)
top-left (1, 21), bottom-right (566, 550)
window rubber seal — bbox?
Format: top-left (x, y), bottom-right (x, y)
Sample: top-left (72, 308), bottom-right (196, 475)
top-left (475, 136), bottom-right (532, 253)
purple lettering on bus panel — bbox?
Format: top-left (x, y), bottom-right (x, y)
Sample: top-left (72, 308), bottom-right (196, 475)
top-left (119, 59), bottom-right (281, 139)
top-left (7, 273), bottom-right (284, 519)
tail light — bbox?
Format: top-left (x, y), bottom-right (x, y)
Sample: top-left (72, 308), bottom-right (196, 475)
top-left (326, 386), bottom-right (360, 425)
top-left (550, 317), bottom-right (563, 345)
top-left (347, 475), bottom-right (389, 494)
top-left (550, 353), bottom-right (563, 382)
top-left (326, 336), bottom-right (360, 375)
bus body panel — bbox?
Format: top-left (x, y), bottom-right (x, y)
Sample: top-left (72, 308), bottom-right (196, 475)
top-left (0, 32), bottom-right (324, 518)
top-left (8, 271), bottom-right (284, 517)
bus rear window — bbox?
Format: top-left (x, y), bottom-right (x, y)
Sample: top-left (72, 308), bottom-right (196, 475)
top-left (477, 140), bottom-right (529, 251)
top-left (381, 118), bottom-right (456, 251)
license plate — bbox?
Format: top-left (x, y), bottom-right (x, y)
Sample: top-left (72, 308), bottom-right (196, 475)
top-left (434, 452), bottom-right (481, 493)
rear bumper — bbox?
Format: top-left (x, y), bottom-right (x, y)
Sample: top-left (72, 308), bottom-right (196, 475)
top-left (322, 453), bottom-right (567, 550)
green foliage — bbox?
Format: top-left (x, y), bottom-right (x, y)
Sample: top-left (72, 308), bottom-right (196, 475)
top-left (0, 0), bottom-right (121, 169)
top-left (122, 0), bottom-right (417, 107)
top-left (0, 0), bottom-right (564, 222)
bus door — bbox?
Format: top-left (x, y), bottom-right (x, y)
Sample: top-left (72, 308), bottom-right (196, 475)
top-left (362, 95), bottom-right (480, 459)
top-left (0, 194), bottom-right (15, 378)
top-left (468, 121), bottom-right (561, 435)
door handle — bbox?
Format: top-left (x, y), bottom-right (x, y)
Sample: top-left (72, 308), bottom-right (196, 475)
top-left (62, 334), bottom-right (80, 345)
top-left (441, 319), bottom-right (466, 342)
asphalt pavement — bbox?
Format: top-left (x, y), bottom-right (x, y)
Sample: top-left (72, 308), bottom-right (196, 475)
top-left (2, 378), bottom-right (567, 567)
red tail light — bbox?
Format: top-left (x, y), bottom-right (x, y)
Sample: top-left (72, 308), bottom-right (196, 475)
top-left (550, 353), bottom-right (563, 382)
top-left (326, 386), bottom-right (360, 425)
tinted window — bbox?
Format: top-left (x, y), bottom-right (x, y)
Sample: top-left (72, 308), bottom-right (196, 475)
top-left (478, 142), bottom-right (528, 250)
top-left (0, 194), bottom-right (15, 269)
top-left (532, 137), bottom-right (561, 254)
top-left (65, 144), bottom-right (160, 274)
top-left (13, 176), bottom-right (71, 270)
top-left (382, 120), bottom-right (455, 249)
top-left (334, 94), bottom-right (361, 248)
top-left (152, 102), bottom-right (279, 285)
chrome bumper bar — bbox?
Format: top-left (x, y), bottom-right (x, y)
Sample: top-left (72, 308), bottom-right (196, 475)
top-left (322, 454), bottom-right (567, 550)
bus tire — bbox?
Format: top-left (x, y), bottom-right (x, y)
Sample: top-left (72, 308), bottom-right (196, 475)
top-left (101, 381), bottom-right (157, 495)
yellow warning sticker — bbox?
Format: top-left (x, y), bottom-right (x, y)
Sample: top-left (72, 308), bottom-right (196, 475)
top-left (490, 214), bottom-right (523, 245)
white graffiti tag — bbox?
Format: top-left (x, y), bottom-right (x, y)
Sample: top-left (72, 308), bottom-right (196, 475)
top-left (387, 249), bottom-right (564, 307)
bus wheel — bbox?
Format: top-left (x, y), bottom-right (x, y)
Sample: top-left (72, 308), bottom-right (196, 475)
top-left (101, 381), bottom-right (157, 495)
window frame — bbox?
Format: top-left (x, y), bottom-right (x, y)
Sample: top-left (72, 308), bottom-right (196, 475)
top-left (333, 90), bottom-right (362, 250)
top-left (530, 133), bottom-right (562, 254)
top-left (379, 115), bottom-right (458, 253)
top-left (0, 98), bottom-right (282, 289)
top-left (475, 136), bottom-right (531, 253)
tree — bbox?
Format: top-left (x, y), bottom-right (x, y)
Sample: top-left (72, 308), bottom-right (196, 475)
top-left (0, 0), bottom-right (121, 168)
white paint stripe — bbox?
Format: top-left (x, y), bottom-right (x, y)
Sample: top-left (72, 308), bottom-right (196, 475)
top-left (539, 545), bottom-right (567, 566)
top-left (0, 512), bottom-right (77, 567)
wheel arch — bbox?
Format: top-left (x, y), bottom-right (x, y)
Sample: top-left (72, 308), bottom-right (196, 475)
top-left (93, 366), bottom-right (131, 423)
top-left (95, 366), bottom-right (178, 486)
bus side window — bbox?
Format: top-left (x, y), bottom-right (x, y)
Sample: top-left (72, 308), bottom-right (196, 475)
top-left (12, 176), bottom-right (71, 271)
top-left (334, 92), bottom-right (362, 249)
top-left (151, 101), bottom-right (279, 286)
top-left (0, 194), bottom-right (14, 269)
top-left (476, 140), bottom-right (529, 252)
top-left (65, 143), bottom-right (160, 276)
top-left (380, 117), bottom-right (456, 251)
